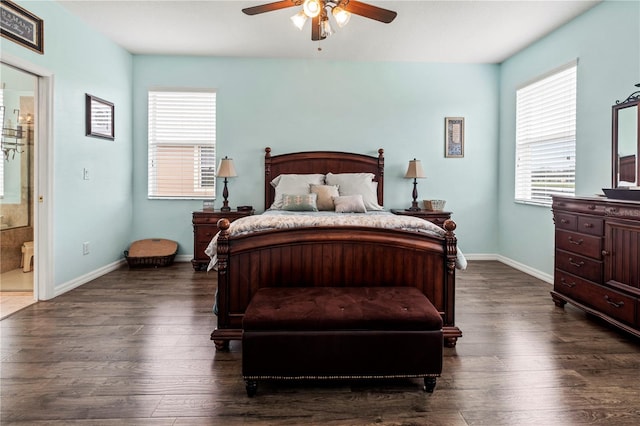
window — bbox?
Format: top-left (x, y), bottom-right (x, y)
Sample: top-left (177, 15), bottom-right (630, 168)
top-left (148, 89), bottom-right (216, 199)
top-left (515, 61), bottom-right (577, 206)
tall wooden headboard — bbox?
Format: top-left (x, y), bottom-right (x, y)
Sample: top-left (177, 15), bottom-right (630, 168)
top-left (264, 147), bottom-right (385, 209)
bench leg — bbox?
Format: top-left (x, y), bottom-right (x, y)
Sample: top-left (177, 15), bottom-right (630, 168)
top-left (245, 379), bottom-right (258, 397)
top-left (423, 377), bottom-right (437, 393)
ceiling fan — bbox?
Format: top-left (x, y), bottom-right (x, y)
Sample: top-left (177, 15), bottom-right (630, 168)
top-left (242, 0), bottom-right (397, 41)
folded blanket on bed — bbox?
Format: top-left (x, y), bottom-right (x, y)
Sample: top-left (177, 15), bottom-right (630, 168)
top-left (204, 210), bottom-right (467, 271)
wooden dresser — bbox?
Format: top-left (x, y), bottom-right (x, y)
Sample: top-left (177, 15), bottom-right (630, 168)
top-left (551, 195), bottom-right (640, 338)
top-left (191, 210), bottom-right (254, 271)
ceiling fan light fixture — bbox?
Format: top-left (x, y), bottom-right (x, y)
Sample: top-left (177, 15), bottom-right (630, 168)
top-left (290, 10), bottom-right (308, 30)
top-left (302, 0), bottom-right (322, 18)
top-left (321, 16), bottom-right (334, 37)
top-left (331, 6), bottom-right (351, 27)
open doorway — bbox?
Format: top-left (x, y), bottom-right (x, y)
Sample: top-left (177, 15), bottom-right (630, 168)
top-left (0, 63), bottom-right (37, 318)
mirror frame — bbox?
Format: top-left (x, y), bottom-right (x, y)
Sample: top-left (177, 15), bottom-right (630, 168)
top-left (612, 91), bottom-right (640, 188)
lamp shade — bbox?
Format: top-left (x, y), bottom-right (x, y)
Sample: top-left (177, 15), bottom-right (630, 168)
top-left (216, 157), bottom-right (237, 178)
top-left (404, 158), bottom-right (426, 179)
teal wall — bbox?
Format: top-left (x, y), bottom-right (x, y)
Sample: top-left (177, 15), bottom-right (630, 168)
top-left (1, 0), bottom-right (133, 288)
top-left (132, 58), bottom-right (500, 255)
top-left (1, 0), bottom-right (636, 293)
top-left (497, 0), bottom-right (640, 276)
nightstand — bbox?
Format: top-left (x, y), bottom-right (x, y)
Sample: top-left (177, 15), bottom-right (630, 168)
top-left (191, 209), bottom-right (254, 271)
top-left (390, 209), bottom-right (452, 227)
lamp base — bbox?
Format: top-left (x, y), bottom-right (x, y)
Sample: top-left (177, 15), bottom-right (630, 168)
top-left (220, 206), bottom-right (231, 212)
top-left (407, 203), bottom-right (421, 212)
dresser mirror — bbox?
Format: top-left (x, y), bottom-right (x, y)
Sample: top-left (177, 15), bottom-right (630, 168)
top-left (611, 87), bottom-right (639, 189)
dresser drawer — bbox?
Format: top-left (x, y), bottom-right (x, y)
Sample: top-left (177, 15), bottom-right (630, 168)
top-left (555, 270), bottom-right (636, 325)
top-left (577, 216), bottom-right (603, 236)
top-left (555, 249), bottom-right (602, 282)
top-left (553, 199), bottom-right (606, 216)
top-left (555, 230), bottom-right (602, 259)
top-left (555, 213), bottom-right (577, 231)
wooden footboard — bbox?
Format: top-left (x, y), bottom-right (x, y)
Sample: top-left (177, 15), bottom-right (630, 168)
top-left (211, 218), bottom-right (462, 349)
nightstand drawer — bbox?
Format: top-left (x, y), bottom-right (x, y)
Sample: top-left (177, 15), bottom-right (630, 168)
top-left (555, 249), bottom-right (602, 282)
top-left (555, 230), bottom-right (602, 259)
top-left (196, 225), bottom-right (218, 243)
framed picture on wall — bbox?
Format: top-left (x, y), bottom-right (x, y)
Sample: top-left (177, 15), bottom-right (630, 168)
top-left (85, 94), bottom-right (115, 140)
top-left (0, 0), bottom-right (44, 54)
top-left (445, 117), bottom-right (464, 158)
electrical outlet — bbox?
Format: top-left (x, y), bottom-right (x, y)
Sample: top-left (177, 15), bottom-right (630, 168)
top-left (83, 168), bottom-right (90, 180)
top-left (82, 242), bottom-right (90, 255)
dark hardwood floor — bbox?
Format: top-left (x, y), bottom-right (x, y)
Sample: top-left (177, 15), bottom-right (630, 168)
top-left (1, 261), bottom-right (639, 425)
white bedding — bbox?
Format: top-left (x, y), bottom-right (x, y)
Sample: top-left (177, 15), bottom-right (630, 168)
top-left (205, 210), bottom-right (467, 271)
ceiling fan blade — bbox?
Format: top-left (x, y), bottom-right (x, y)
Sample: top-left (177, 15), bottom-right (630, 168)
top-left (311, 14), bottom-right (325, 41)
top-left (342, 0), bottom-right (397, 23)
top-left (242, 0), bottom-right (299, 16)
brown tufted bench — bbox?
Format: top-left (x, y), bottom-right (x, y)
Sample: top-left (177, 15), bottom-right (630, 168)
top-left (241, 286), bottom-right (443, 396)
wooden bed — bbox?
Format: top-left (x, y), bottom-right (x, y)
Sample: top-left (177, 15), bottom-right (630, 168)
top-left (211, 147), bottom-right (462, 348)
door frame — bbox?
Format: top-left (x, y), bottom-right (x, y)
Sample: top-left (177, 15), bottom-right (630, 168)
top-left (2, 53), bottom-right (54, 300)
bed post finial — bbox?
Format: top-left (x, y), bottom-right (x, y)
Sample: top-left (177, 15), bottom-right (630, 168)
top-left (265, 148), bottom-right (272, 209)
top-left (377, 148), bottom-right (385, 204)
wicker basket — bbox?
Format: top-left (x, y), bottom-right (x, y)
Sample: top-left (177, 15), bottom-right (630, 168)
top-left (124, 238), bottom-right (177, 268)
top-left (423, 199), bottom-right (446, 211)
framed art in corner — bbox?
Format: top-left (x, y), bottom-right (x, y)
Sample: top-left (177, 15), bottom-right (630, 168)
top-left (85, 94), bottom-right (115, 140)
top-left (0, 0), bottom-right (44, 54)
top-left (445, 117), bottom-right (464, 158)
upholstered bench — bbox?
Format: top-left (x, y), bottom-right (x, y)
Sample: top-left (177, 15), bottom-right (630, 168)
top-left (241, 286), bottom-right (443, 397)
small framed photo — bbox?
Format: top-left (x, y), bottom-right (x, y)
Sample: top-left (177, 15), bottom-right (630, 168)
top-left (0, 0), bottom-right (44, 54)
top-left (86, 94), bottom-right (115, 140)
top-left (445, 117), bottom-right (464, 158)
top-left (203, 200), bottom-right (215, 211)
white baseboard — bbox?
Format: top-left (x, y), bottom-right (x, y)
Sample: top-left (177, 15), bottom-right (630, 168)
top-left (54, 259), bottom-right (127, 298)
top-left (175, 254), bottom-right (192, 263)
top-left (463, 253), bottom-right (553, 284)
top-left (52, 253), bottom-right (552, 299)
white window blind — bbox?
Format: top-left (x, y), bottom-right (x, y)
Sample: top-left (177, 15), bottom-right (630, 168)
top-left (515, 61), bottom-right (577, 206)
top-left (148, 89), bottom-right (216, 199)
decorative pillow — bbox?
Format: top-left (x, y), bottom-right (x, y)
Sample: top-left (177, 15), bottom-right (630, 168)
top-left (282, 193), bottom-right (319, 211)
top-left (310, 184), bottom-right (340, 211)
top-left (333, 194), bottom-right (367, 213)
top-left (270, 174), bottom-right (325, 209)
top-left (325, 172), bottom-right (383, 211)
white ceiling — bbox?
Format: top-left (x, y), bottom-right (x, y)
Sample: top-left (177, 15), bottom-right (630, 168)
top-left (56, 0), bottom-right (601, 63)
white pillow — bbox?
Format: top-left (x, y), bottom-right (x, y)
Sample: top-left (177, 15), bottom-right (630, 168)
top-left (325, 172), bottom-right (383, 211)
top-left (270, 174), bottom-right (325, 209)
top-left (333, 195), bottom-right (367, 213)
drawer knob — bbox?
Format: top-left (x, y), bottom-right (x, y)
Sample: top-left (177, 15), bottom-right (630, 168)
top-left (568, 258), bottom-right (584, 268)
top-left (560, 219), bottom-right (569, 224)
top-left (559, 278), bottom-right (576, 288)
top-left (583, 223), bottom-right (593, 228)
top-left (604, 295), bottom-right (624, 309)
top-left (601, 250), bottom-right (610, 256)
top-left (587, 205), bottom-right (596, 210)
top-left (567, 236), bottom-right (583, 245)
